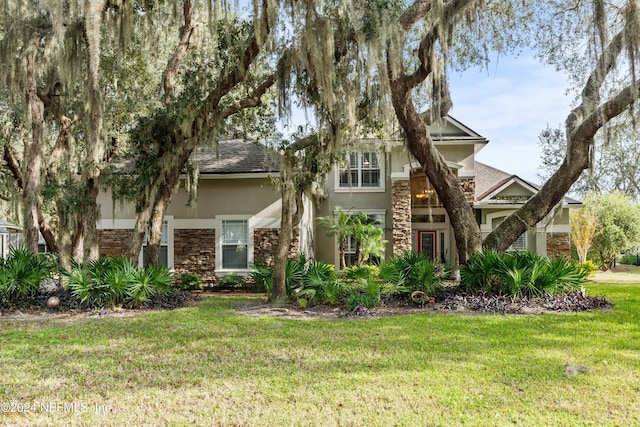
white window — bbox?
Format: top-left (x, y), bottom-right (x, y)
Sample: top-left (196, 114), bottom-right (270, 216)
top-left (509, 233), bottom-right (527, 251)
top-left (344, 236), bottom-right (358, 267)
top-left (338, 151), bottom-right (382, 189)
top-left (221, 220), bottom-right (248, 269)
top-left (142, 220), bottom-right (169, 266)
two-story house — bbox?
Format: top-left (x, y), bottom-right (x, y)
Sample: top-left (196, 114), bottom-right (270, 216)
top-left (97, 116), bottom-right (580, 283)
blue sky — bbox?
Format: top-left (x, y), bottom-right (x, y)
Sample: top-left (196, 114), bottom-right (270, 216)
top-left (448, 53), bottom-right (574, 184)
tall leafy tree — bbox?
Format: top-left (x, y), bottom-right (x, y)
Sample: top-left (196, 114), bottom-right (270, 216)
top-left (570, 206), bottom-right (600, 263)
top-left (584, 192), bottom-right (640, 269)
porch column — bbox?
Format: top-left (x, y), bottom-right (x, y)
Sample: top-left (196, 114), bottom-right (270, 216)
top-left (391, 179), bottom-right (412, 256)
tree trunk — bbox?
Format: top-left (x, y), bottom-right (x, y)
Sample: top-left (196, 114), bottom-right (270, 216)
top-left (271, 152), bottom-right (297, 302)
top-left (128, 193), bottom-right (152, 263)
top-left (145, 146), bottom-right (192, 266)
top-left (72, 212), bottom-right (85, 260)
top-left (83, 179), bottom-right (101, 260)
top-left (3, 136), bottom-right (58, 253)
top-left (56, 202), bottom-right (74, 269)
top-left (79, 2), bottom-right (104, 262)
top-left (23, 49), bottom-right (44, 254)
top-left (145, 179), bottom-right (175, 267)
top-left (389, 76), bottom-right (482, 264)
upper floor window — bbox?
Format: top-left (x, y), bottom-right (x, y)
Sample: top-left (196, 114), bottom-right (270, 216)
top-left (339, 151), bottom-right (381, 189)
top-left (411, 173), bottom-right (442, 208)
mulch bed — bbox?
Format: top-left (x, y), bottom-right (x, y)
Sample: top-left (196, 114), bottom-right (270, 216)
top-left (234, 289), bottom-right (612, 320)
top-left (0, 290), bottom-right (202, 321)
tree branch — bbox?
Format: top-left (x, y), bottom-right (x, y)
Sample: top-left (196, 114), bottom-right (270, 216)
top-left (399, 0), bottom-right (433, 32)
top-left (38, 90), bottom-right (72, 168)
top-left (573, 80), bottom-right (640, 142)
top-left (402, 0), bottom-right (477, 93)
top-left (3, 144), bottom-right (23, 189)
top-left (163, 0), bottom-right (197, 102)
top-left (220, 49), bottom-right (293, 119)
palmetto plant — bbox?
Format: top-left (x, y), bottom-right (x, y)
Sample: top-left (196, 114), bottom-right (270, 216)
top-left (460, 251), bottom-right (588, 299)
top-left (0, 245), bottom-right (52, 306)
top-left (65, 256), bottom-right (174, 308)
top-left (249, 260), bottom-right (273, 293)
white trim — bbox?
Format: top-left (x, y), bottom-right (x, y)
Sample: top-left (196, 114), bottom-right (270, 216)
top-left (195, 172), bottom-right (274, 180)
top-left (481, 210), bottom-right (515, 233)
top-left (334, 187), bottom-right (387, 193)
top-left (479, 177), bottom-right (538, 203)
top-left (546, 224), bottom-right (571, 233)
top-left (97, 219), bottom-right (136, 229)
top-left (393, 161), bottom-right (471, 181)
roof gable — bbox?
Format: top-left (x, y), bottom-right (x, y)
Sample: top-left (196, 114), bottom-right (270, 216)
top-left (474, 161), bottom-right (581, 206)
top-left (429, 116), bottom-right (489, 145)
top-left (480, 177), bottom-right (538, 204)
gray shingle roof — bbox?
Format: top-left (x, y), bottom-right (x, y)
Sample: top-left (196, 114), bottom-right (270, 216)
top-left (474, 161), bottom-right (581, 205)
top-left (193, 139), bottom-right (280, 174)
top-left (474, 161), bottom-right (514, 200)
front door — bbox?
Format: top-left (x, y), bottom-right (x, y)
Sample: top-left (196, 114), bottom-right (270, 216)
top-left (418, 230), bottom-right (437, 260)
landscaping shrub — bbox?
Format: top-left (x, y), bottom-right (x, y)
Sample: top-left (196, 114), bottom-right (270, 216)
top-left (249, 260), bottom-right (273, 293)
top-left (0, 245), bottom-right (53, 307)
top-left (579, 260), bottom-right (599, 275)
top-left (460, 250), bottom-right (588, 298)
top-left (218, 272), bottom-right (245, 290)
top-left (381, 252), bottom-right (446, 297)
top-left (65, 256), bottom-right (175, 308)
top-left (296, 259), bottom-right (342, 306)
top-left (620, 253), bottom-right (640, 266)
top-left (344, 280), bottom-right (399, 311)
top-left (179, 272), bottom-right (204, 291)
top-left (128, 264), bottom-right (174, 306)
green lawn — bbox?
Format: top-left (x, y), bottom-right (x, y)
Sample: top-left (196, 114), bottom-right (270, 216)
top-left (1, 283), bottom-right (639, 426)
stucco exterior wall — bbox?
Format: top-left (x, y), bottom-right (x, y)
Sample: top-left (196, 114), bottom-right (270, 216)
top-left (99, 177), bottom-right (280, 220)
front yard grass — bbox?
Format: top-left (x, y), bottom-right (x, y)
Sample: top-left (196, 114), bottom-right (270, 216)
top-left (1, 282), bottom-right (639, 426)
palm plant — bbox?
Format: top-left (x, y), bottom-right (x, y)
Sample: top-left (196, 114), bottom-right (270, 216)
top-left (250, 260), bottom-right (273, 293)
top-left (460, 250), bottom-right (588, 298)
top-left (0, 245), bottom-right (52, 306)
top-left (317, 207), bottom-right (353, 269)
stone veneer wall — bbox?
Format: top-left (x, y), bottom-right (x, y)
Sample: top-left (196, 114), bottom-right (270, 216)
top-left (99, 227), bottom-right (302, 286)
top-left (547, 232), bottom-right (571, 258)
top-left (391, 180), bottom-right (412, 256)
top-left (459, 178), bottom-right (476, 204)
top-left (98, 229), bottom-right (134, 258)
top-left (254, 228), bottom-right (300, 264)
top-left (174, 229), bottom-right (216, 284)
